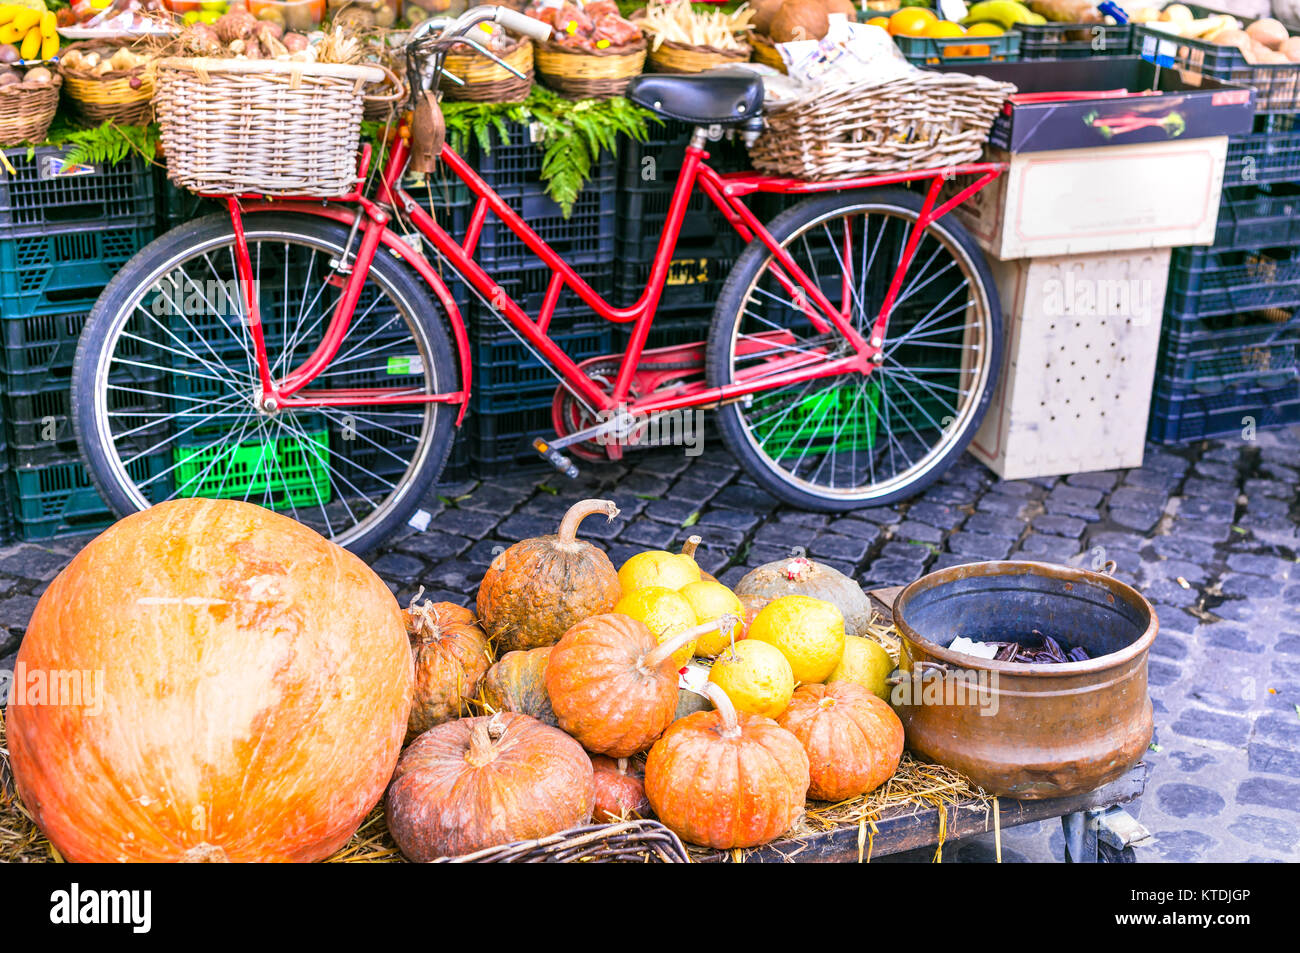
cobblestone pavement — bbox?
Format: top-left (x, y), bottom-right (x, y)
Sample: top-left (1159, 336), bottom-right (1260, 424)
top-left (3, 425), bottom-right (1299, 863)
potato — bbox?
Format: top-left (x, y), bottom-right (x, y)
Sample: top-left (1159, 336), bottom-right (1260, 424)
top-left (0, 70), bottom-right (20, 85)
top-left (1161, 3), bottom-right (1193, 22)
top-left (1246, 17), bottom-right (1289, 51)
top-left (0, 43), bottom-right (18, 64)
top-left (1282, 35), bottom-right (1300, 61)
top-left (23, 65), bottom-right (51, 83)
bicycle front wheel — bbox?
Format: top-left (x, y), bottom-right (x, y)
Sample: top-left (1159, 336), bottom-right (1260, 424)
top-left (707, 188), bottom-right (1001, 511)
top-left (73, 213), bottom-right (458, 553)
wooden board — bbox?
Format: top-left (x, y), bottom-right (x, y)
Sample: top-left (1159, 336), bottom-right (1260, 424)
top-left (693, 762), bottom-right (1149, 863)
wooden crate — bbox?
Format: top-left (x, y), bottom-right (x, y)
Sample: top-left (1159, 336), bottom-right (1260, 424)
top-left (970, 248), bottom-right (1171, 480)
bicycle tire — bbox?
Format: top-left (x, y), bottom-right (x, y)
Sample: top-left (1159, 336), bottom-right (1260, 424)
top-left (706, 188), bottom-right (1002, 512)
top-left (72, 212), bottom-right (460, 554)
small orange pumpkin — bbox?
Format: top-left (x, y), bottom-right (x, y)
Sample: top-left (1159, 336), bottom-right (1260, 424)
top-left (777, 681), bottom-right (904, 801)
top-left (590, 755), bottom-right (651, 822)
top-left (645, 683), bottom-right (809, 849)
top-left (477, 499), bottom-right (622, 653)
top-left (404, 596), bottom-right (491, 742)
top-left (545, 613), bottom-right (736, 757)
top-left (386, 711), bottom-right (595, 861)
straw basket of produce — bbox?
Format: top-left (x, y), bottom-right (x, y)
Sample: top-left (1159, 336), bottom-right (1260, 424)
top-left (443, 24), bottom-right (533, 102)
top-left (637, 0), bottom-right (754, 73)
top-left (0, 66), bottom-right (59, 147)
top-left (154, 51), bottom-right (394, 196)
top-left (750, 32), bottom-right (786, 72)
top-left (527, 0), bottom-right (646, 99)
top-left (749, 70), bottom-right (1014, 180)
top-left (57, 43), bottom-right (156, 126)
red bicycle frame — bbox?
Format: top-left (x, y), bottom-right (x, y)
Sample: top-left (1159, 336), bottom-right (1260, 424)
top-left (227, 130), bottom-right (1004, 430)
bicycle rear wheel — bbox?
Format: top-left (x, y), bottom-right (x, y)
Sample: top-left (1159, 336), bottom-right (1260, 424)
top-left (707, 188), bottom-right (1001, 511)
top-left (73, 213), bottom-right (458, 553)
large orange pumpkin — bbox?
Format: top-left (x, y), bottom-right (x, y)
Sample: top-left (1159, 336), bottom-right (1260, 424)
top-left (645, 683), bottom-right (810, 849)
top-left (5, 498), bottom-right (412, 863)
top-left (545, 613), bottom-right (735, 757)
top-left (481, 645), bottom-right (558, 727)
top-left (777, 681), bottom-right (904, 801)
top-left (386, 712), bottom-right (594, 860)
top-left (404, 597), bottom-right (492, 742)
top-left (477, 498), bottom-right (622, 652)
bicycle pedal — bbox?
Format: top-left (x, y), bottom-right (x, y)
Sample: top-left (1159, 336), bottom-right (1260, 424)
top-left (533, 438), bottom-right (579, 479)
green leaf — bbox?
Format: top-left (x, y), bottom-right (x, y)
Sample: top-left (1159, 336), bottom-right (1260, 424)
top-left (681, 511), bottom-right (700, 528)
top-left (537, 483), bottom-right (559, 495)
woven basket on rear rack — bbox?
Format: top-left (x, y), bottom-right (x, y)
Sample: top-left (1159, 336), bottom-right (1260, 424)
top-left (363, 55), bottom-right (408, 122)
top-left (750, 33), bottom-right (787, 74)
top-left (0, 74), bottom-right (60, 148)
top-left (443, 37), bottom-right (533, 102)
top-left (648, 38), bottom-right (750, 74)
top-left (749, 71), bottom-right (1014, 180)
top-left (153, 57), bottom-right (395, 197)
top-left (431, 820), bottom-right (690, 863)
top-left (57, 42), bottom-right (156, 126)
top-left (534, 38), bottom-right (645, 100)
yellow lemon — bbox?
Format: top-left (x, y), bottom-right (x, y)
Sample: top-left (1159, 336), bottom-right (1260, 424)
top-left (965, 21), bottom-right (1002, 56)
top-left (708, 640), bottom-right (795, 719)
top-left (614, 586), bottom-right (697, 668)
top-left (679, 580), bottom-right (744, 657)
top-left (618, 550), bottom-right (701, 593)
top-left (747, 595), bottom-right (846, 684)
top-left (829, 636), bottom-right (895, 701)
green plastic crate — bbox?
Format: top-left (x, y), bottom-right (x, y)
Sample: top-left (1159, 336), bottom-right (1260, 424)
top-left (172, 429), bottom-right (331, 511)
top-left (750, 382), bottom-right (881, 459)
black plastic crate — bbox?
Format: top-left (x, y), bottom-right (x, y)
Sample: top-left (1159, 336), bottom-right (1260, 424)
top-left (1018, 22), bottom-right (1131, 59)
top-left (615, 182), bottom-right (746, 263)
top-left (616, 307), bottom-right (712, 352)
top-left (3, 371), bottom-right (167, 461)
top-left (4, 454), bottom-right (170, 540)
top-left (156, 171), bottom-right (220, 230)
top-left (896, 30), bottom-right (1021, 68)
top-left (1164, 244), bottom-right (1300, 319)
top-left (1148, 374), bottom-right (1300, 443)
top-left (0, 147), bottom-right (155, 240)
top-left (618, 121), bottom-right (749, 191)
top-left (615, 242), bottom-right (735, 310)
top-left (0, 461), bottom-right (11, 545)
top-left (465, 404), bottom-right (553, 472)
top-left (1224, 115), bottom-right (1300, 188)
top-left (464, 178), bottom-right (617, 270)
top-left (0, 310), bottom-right (88, 392)
top-left (1213, 184), bottom-right (1300, 250)
top-left (467, 256), bottom-right (613, 321)
top-left (470, 121), bottom-right (616, 199)
top-left (1135, 6), bottom-right (1299, 113)
top-left (1157, 314), bottom-right (1299, 393)
top-left (0, 225), bottom-right (154, 318)
top-left (470, 320), bottom-right (615, 414)
top-left (443, 423), bottom-right (471, 482)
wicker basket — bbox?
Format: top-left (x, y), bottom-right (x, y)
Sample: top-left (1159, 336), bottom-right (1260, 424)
top-left (57, 42), bottom-right (156, 126)
top-left (534, 38), bottom-right (645, 100)
top-left (432, 820), bottom-right (690, 863)
top-left (648, 38), bottom-right (751, 74)
top-left (0, 74), bottom-right (61, 148)
top-left (363, 57), bottom-right (407, 122)
top-left (749, 71), bottom-right (1014, 180)
top-left (750, 33), bottom-right (787, 74)
top-left (153, 57), bottom-right (393, 197)
top-left (443, 37), bottom-right (533, 102)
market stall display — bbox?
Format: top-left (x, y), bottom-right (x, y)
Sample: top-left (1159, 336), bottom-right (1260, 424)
top-left (57, 43), bottom-right (155, 125)
top-left (442, 22), bottom-right (533, 100)
top-left (636, 0), bottom-right (754, 73)
top-left (528, 0), bottom-right (646, 98)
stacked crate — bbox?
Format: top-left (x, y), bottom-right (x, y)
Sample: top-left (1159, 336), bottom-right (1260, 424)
top-left (1136, 7), bottom-right (1300, 442)
top-left (0, 147), bottom-right (157, 540)
top-left (447, 122), bottom-right (619, 472)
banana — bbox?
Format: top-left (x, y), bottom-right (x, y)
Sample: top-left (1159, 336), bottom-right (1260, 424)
top-left (963, 0), bottom-right (1039, 30)
top-left (38, 9), bottom-right (53, 38)
top-left (0, 21), bottom-right (25, 43)
top-left (10, 7), bottom-right (39, 32)
top-left (18, 22), bottom-right (38, 59)
top-left (0, 7), bottom-right (17, 28)
top-left (38, 31), bottom-right (55, 59)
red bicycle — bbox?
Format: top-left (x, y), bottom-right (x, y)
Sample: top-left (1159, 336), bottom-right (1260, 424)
top-left (73, 6), bottom-right (1005, 553)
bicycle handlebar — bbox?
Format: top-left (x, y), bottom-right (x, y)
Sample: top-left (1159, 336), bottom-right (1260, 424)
top-left (407, 5), bottom-right (551, 47)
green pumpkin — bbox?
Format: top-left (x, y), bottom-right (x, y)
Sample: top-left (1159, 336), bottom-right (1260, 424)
top-left (481, 646), bottom-right (558, 727)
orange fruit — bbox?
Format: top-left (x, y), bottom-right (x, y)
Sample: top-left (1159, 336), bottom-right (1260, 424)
top-left (887, 7), bottom-right (937, 36)
top-left (614, 586), bottom-right (698, 668)
top-left (965, 21), bottom-right (1003, 56)
top-left (747, 595), bottom-right (846, 684)
top-left (925, 19), bottom-right (967, 57)
top-left (866, 15), bottom-right (890, 28)
top-left (708, 640), bottom-right (795, 719)
top-left (679, 580), bottom-right (744, 658)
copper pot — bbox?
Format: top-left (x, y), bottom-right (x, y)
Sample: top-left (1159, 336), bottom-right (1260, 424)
top-left (892, 561), bottom-right (1157, 799)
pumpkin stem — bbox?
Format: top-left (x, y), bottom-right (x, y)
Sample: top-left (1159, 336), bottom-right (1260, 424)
top-left (466, 715), bottom-right (506, 766)
top-left (640, 615), bottom-right (739, 672)
top-left (702, 682), bottom-right (742, 739)
top-left (617, 757), bottom-right (629, 775)
top-left (557, 499), bottom-right (620, 544)
top-left (681, 535), bottom-right (701, 559)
